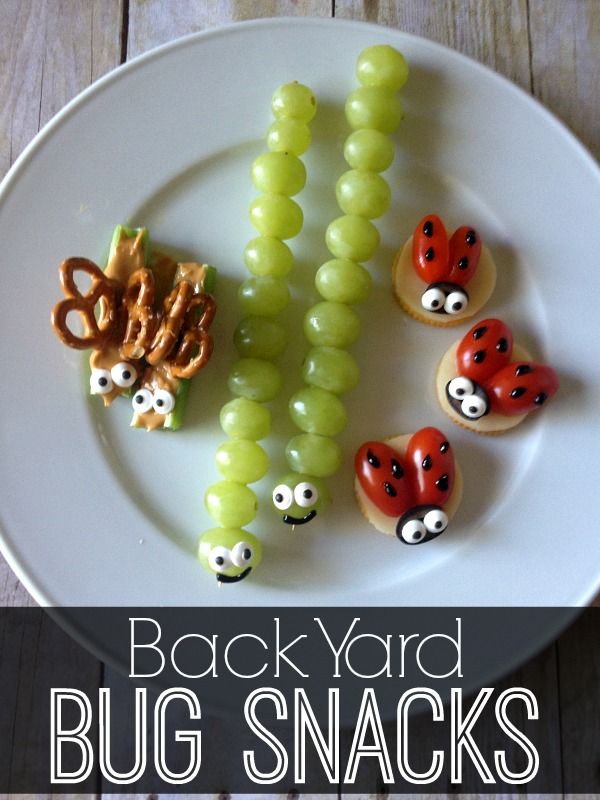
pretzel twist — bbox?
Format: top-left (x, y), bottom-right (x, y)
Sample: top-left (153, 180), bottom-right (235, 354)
top-left (167, 328), bottom-right (214, 379)
top-left (146, 280), bottom-right (194, 365)
top-left (121, 268), bottom-right (158, 360)
top-left (51, 257), bottom-right (121, 350)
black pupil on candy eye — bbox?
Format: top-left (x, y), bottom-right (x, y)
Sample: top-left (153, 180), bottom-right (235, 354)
top-left (469, 406), bottom-right (478, 414)
top-left (473, 350), bottom-right (486, 363)
top-left (440, 441), bottom-right (449, 453)
top-left (425, 247), bottom-right (435, 261)
top-left (135, 394), bottom-right (144, 404)
top-left (452, 301), bottom-right (463, 311)
top-left (122, 370), bottom-right (131, 380)
top-left (391, 459), bottom-right (403, 478)
top-left (275, 493), bottom-right (283, 503)
top-left (303, 489), bottom-right (312, 499)
top-left (384, 482), bottom-right (397, 497)
top-left (473, 326), bottom-right (487, 339)
top-left (466, 230), bottom-right (477, 245)
top-left (431, 299), bottom-right (440, 307)
top-left (422, 455), bottom-right (432, 471)
top-left (497, 338), bottom-right (509, 352)
top-left (99, 377), bottom-right (108, 387)
top-left (458, 257), bottom-right (468, 270)
top-left (423, 221), bottom-right (433, 236)
top-left (456, 388), bottom-right (465, 396)
top-left (215, 556), bottom-right (224, 566)
top-left (367, 450), bottom-right (381, 468)
top-left (243, 548), bottom-right (251, 560)
top-left (156, 399), bottom-right (164, 407)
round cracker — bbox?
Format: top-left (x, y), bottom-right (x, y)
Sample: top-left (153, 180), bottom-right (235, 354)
top-left (392, 235), bottom-right (496, 326)
top-left (354, 432), bottom-right (463, 537)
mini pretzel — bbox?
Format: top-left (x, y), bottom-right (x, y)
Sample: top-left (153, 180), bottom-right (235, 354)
top-left (185, 292), bottom-right (216, 330)
top-left (146, 280), bottom-right (194, 365)
top-left (167, 328), bottom-right (214, 379)
top-left (51, 257), bottom-right (121, 350)
top-left (121, 268), bottom-right (158, 360)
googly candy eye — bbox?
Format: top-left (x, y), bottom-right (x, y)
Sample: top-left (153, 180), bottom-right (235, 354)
top-left (272, 484), bottom-right (294, 510)
top-left (90, 368), bottom-right (113, 395)
top-left (423, 508), bottom-right (448, 535)
top-left (111, 361), bottom-right (138, 389)
top-left (447, 376), bottom-right (474, 400)
top-left (208, 546), bottom-right (232, 573)
top-left (153, 388), bottom-right (175, 415)
top-left (294, 481), bottom-right (319, 508)
top-left (461, 394), bottom-right (487, 419)
top-left (421, 286), bottom-right (445, 312)
top-left (132, 388), bottom-right (153, 414)
top-left (400, 519), bottom-right (427, 544)
top-left (231, 541), bottom-right (255, 568)
top-left (444, 289), bottom-right (468, 315)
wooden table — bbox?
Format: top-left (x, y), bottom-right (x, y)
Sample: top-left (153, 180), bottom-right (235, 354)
top-left (1, 2), bottom-right (599, 798)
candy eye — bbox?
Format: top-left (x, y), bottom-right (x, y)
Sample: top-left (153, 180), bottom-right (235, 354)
top-left (231, 541), bottom-right (255, 568)
top-left (208, 546), bottom-right (232, 573)
top-left (421, 286), bottom-right (445, 312)
top-left (401, 519), bottom-right (427, 544)
top-left (90, 368), bottom-right (113, 395)
top-left (448, 376), bottom-right (474, 399)
top-left (294, 481), bottom-right (319, 508)
top-left (444, 289), bottom-right (468, 315)
top-left (111, 361), bottom-right (138, 388)
top-left (273, 484), bottom-right (294, 510)
top-left (132, 388), bottom-right (153, 414)
top-left (423, 508), bottom-right (449, 535)
top-left (461, 394), bottom-right (487, 419)
top-left (153, 389), bottom-right (175, 415)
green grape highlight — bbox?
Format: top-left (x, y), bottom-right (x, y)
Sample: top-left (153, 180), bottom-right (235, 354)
top-left (244, 236), bottom-right (294, 278)
top-left (251, 151), bottom-right (306, 196)
top-left (325, 215), bottom-right (380, 262)
top-left (234, 315), bottom-right (288, 360)
top-left (336, 169), bottom-right (391, 219)
top-left (289, 386), bottom-right (348, 437)
top-left (302, 346), bottom-right (360, 395)
top-left (215, 439), bottom-right (270, 484)
top-left (267, 118), bottom-right (312, 156)
top-left (345, 86), bottom-right (403, 134)
top-left (238, 275), bottom-right (290, 317)
top-left (356, 45), bottom-right (409, 91)
top-left (286, 433), bottom-right (343, 478)
top-left (219, 398), bottom-right (271, 441)
top-left (315, 259), bottom-right (372, 305)
top-left (343, 129), bottom-right (395, 172)
top-left (272, 81), bottom-right (317, 122)
top-left (249, 193), bottom-right (303, 240)
top-left (304, 301), bottom-right (361, 349)
top-left (228, 358), bottom-right (283, 402)
top-left (204, 481), bottom-right (258, 528)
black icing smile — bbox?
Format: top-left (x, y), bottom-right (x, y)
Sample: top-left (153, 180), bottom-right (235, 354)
top-left (282, 510), bottom-right (317, 526)
top-left (216, 567), bottom-right (252, 584)
top-left (396, 505), bottom-right (447, 545)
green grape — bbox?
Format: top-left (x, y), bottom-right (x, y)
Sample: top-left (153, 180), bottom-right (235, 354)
top-left (249, 193), bottom-right (303, 239)
top-left (205, 481), bottom-right (257, 528)
top-left (198, 527), bottom-right (262, 579)
top-left (336, 170), bottom-right (391, 219)
top-left (220, 397), bottom-right (271, 440)
top-left (251, 151), bottom-right (306, 196)
top-left (315, 258), bottom-right (371, 305)
top-left (345, 86), bottom-right (403, 134)
top-left (286, 433), bottom-right (342, 478)
top-left (238, 275), bottom-right (290, 316)
top-left (289, 386), bottom-right (348, 437)
top-left (325, 215), bottom-right (380, 262)
top-left (215, 439), bottom-right (269, 484)
top-left (228, 358), bottom-right (282, 402)
top-left (304, 301), bottom-right (361, 348)
top-left (344, 129), bottom-right (394, 173)
top-left (272, 81), bottom-right (317, 122)
top-left (244, 236), bottom-right (294, 278)
top-left (302, 346), bottom-right (360, 395)
top-left (234, 315), bottom-right (288, 359)
top-left (267, 119), bottom-right (311, 156)
top-left (356, 45), bottom-right (409, 91)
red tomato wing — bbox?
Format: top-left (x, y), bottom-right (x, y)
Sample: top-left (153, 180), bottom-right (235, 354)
top-left (447, 225), bottom-right (481, 287)
top-left (485, 362), bottom-right (559, 415)
top-left (355, 441), bottom-right (415, 517)
top-left (405, 427), bottom-right (455, 508)
top-left (456, 318), bottom-right (513, 383)
top-left (412, 214), bottom-right (450, 284)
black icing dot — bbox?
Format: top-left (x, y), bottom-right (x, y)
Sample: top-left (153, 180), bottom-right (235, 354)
top-left (440, 441), bottom-right (450, 453)
top-left (534, 392), bottom-right (548, 405)
top-left (458, 257), bottom-right (469, 270)
top-left (275, 493), bottom-right (283, 503)
top-left (98, 377), bottom-right (108, 387)
top-left (422, 455), bottom-right (433, 471)
top-left (497, 338), bottom-right (509, 353)
top-left (367, 450), bottom-right (380, 468)
top-left (391, 459), bottom-right (404, 479)
top-left (473, 350), bottom-right (486, 364)
top-left (515, 364), bottom-right (533, 376)
top-left (436, 474), bottom-right (449, 492)
top-left (511, 387), bottom-right (527, 399)
top-left (303, 489), bottom-right (313, 499)
top-left (452, 301), bottom-right (463, 312)
top-left (383, 482), bottom-right (397, 497)
top-left (243, 548), bottom-right (252, 560)
top-left (423, 220), bottom-right (434, 237)
top-left (473, 326), bottom-right (487, 340)
top-left (215, 556), bottom-right (224, 566)
top-left (425, 247), bottom-right (435, 261)
top-left (465, 230), bottom-right (477, 245)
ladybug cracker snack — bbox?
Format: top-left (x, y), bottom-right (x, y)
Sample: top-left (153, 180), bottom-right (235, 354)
top-left (392, 214), bottom-right (496, 326)
top-left (436, 318), bottom-right (559, 434)
top-left (354, 427), bottom-right (463, 543)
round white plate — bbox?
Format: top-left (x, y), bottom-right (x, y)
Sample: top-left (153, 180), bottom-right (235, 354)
top-left (1, 18), bottom-right (599, 607)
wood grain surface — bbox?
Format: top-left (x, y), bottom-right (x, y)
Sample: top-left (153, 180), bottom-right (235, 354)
top-left (0, 1), bottom-right (599, 799)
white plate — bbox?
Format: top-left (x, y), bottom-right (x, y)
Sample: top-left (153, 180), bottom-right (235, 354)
top-left (1, 18), bottom-right (599, 607)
